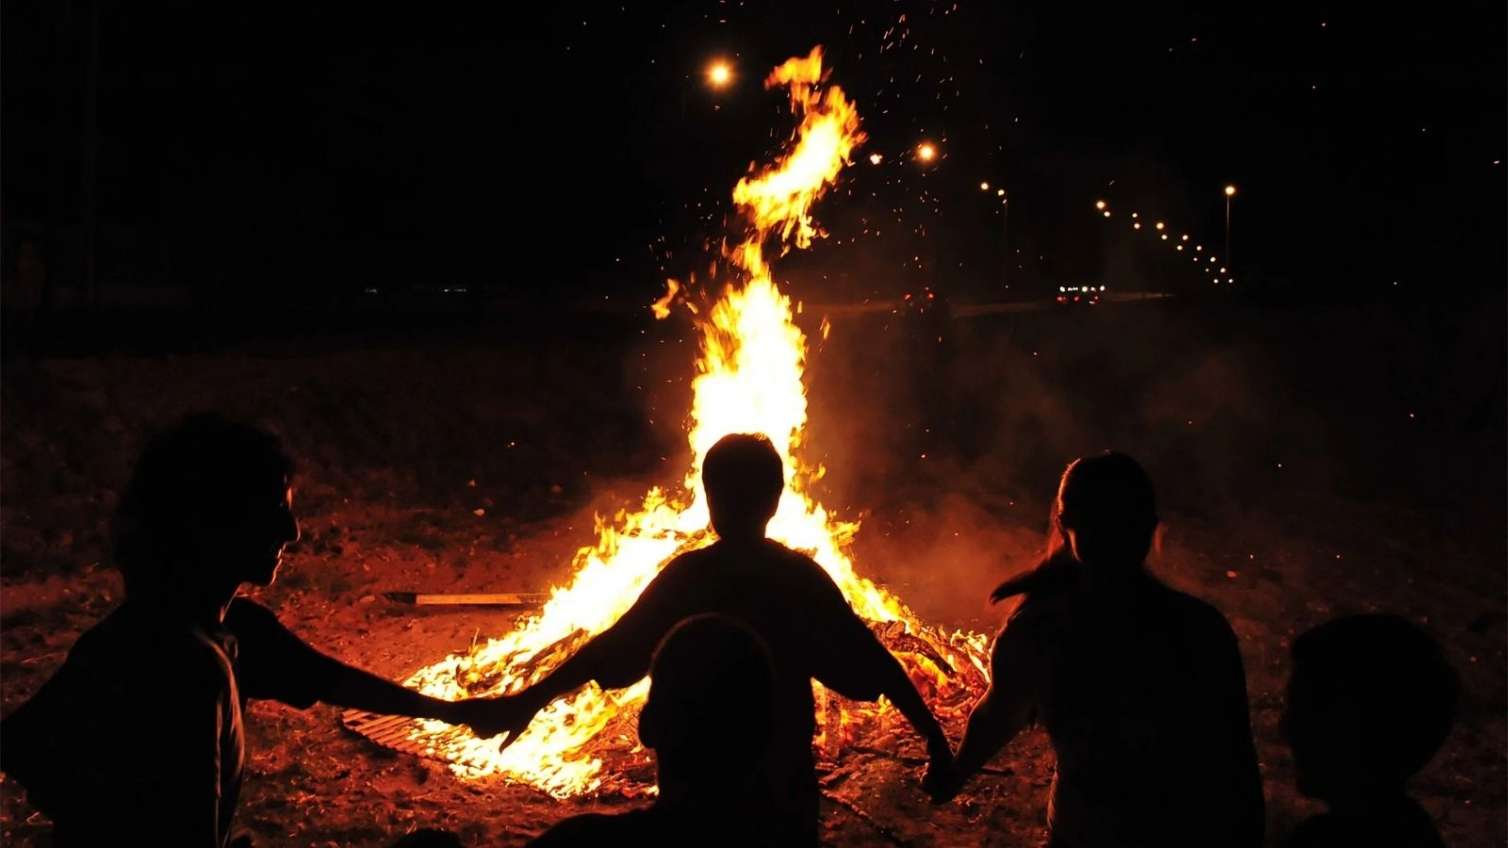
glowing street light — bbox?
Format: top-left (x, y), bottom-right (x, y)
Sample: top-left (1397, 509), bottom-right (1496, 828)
top-left (916, 142), bottom-right (938, 162)
top-left (1155, 221), bottom-right (1165, 231)
top-left (1224, 184), bottom-right (1237, 265)
top-left (1095, 200), bottom-right (1107, 211)
top-left (980, 181), bottom-right (991, 191)
top-left (707, 61), bottom-right (733, 88)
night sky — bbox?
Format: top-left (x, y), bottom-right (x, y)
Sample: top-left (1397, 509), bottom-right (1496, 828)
top-left (3, 1), bottom-right (1504, 306)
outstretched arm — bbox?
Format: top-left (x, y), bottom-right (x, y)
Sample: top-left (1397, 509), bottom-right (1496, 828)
top-left (945, 625), bottom-right (1037, 799)
top-left (475, 565), bottom-right (685, 743)
top-left (808, 577), bottom-right (953, 788)
top-left (874, 655), bottom-right (950, 754)
top-left (952, 679), bottom-right (1030, 785)
top-left (305, 653), bottom-right (471, 722)
top-left (227, 598), bottom-right (485, 730)
top-left (873, 651), bottom-right (956, 795)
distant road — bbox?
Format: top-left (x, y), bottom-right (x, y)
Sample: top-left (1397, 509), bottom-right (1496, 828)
top-left (807, 291), bottom-right (1176, 318)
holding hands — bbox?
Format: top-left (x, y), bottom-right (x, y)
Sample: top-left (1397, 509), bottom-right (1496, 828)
top-left (445, 692), bottom-right (545, 747)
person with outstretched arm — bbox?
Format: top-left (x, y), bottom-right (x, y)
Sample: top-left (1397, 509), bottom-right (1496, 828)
top-left (485, 433), bottom-right (952, 845)
top-left (1, 414), bottom-right (491, 847)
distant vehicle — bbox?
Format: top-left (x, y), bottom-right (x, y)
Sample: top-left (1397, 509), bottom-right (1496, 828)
top-left (901, 286), bottom-right (946, 316)
top-left (1055, 283), bottom-right (1105, 306)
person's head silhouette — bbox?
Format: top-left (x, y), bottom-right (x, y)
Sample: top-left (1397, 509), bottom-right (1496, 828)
top-left (1052, 451), bottom-right (1158, 570)
top-left (1283, 614), bottom-right (1459, 810)
top-left (638, 613), bottom-right (776, 792)
top-left (111, 413), bottom-right (300, 600)
top-left (702, 434), bottom-right (784, 543)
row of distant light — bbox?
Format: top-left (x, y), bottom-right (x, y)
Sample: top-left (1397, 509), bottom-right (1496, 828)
top-left (867, 142), bottom-right (940, 167)
top-left (1095, 196), bottom-right (1235, 285)
top-left (865, 143), bottom-right (1011, 213)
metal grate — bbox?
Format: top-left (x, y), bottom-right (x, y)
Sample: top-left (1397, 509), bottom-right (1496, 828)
top-left (340, 709), bottom-right (463, 759)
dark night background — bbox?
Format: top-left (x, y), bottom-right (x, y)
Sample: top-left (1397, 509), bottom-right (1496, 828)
top-left (2, 3), bottom-right (1506, 846)
top-left (3, 1), bottom-right (1504, 319)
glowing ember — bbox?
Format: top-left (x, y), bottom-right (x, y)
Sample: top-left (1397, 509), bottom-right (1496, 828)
top-left (404, 46), bottom-right (989, 799)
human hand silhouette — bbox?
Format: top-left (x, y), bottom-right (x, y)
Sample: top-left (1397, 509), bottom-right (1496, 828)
top-left (448, 694), bottom-right (540, 747)
top-left (922, 737), bottom-right (958, 803)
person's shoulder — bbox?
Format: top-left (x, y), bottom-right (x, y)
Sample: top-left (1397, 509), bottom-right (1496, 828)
top-left (655, 546), bottom-right (717, 584)
top-left (759, 541), bottom-right (854, 599)
top-left (1162, 585), bottom-right (1238, 637)
top-left (225, 596), bottom-right (290, 639)
top-left (73, 604), bottom-right (231, 680)
top-left (756, 539), bottom-right (826, 572)
top-left (1009, 573), bottom-right (1080, 626)
top-left (694, 538), bottom-right (829, 579)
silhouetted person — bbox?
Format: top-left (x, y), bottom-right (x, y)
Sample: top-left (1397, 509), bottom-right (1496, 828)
top-left (939, 452), bottom-right (1264, 847)
top-left (1283, 615), bottom-right (1459, 848)
top-left (486, 433), bottom-right (952, 845)
top-left (0, 413), bottom-right (497, 847)
top-left (530, 614), bottom-right (779, 846)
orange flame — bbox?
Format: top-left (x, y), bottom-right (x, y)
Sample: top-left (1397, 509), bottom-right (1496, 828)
top-left (403, 46), bottom-right (987, 799)
top-left (650, 278), bottom-right (680, 320)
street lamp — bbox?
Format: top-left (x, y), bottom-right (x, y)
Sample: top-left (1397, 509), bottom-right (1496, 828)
top-left (707, 61), bottom-right (733, 88)
top-left (1224, 184), bottom-right (1237, 265)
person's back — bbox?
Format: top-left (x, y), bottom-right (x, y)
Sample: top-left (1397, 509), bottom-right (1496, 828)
top-left (945, 452), bottom-right (1263, 848)
top-left (493, 434), bottom-right (952, 845)
top-left (582, 537), bottom-right (903, 815)
top-left (1007, 561), bottom-right (1261, 844)
top-left (2, 601), bottom-right (245, 846)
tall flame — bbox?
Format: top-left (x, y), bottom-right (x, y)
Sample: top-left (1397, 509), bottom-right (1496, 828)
top-left (404, 47), bottom-right (987, 799)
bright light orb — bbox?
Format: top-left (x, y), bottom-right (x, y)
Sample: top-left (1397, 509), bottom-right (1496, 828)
top-left (916, 142), bottom-right (938, 162)
top-left (707, 61), bottom-right (733, 87)
top-left (1225, 184), bottom-right (1237, 197)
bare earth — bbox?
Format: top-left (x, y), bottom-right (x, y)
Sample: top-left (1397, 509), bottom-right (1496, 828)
top-left (2, 303), bottom-right (1503, 846)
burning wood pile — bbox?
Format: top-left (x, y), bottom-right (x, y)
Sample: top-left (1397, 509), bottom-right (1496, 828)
top-left (355, 47), bottom-right (993, 799)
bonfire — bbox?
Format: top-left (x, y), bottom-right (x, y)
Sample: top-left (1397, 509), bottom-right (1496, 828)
top-left (402, 46), bottom-right (991, 799)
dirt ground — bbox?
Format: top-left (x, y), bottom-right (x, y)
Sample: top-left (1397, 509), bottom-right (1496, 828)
top-left (2, 300), bottom-right (1503, 846)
